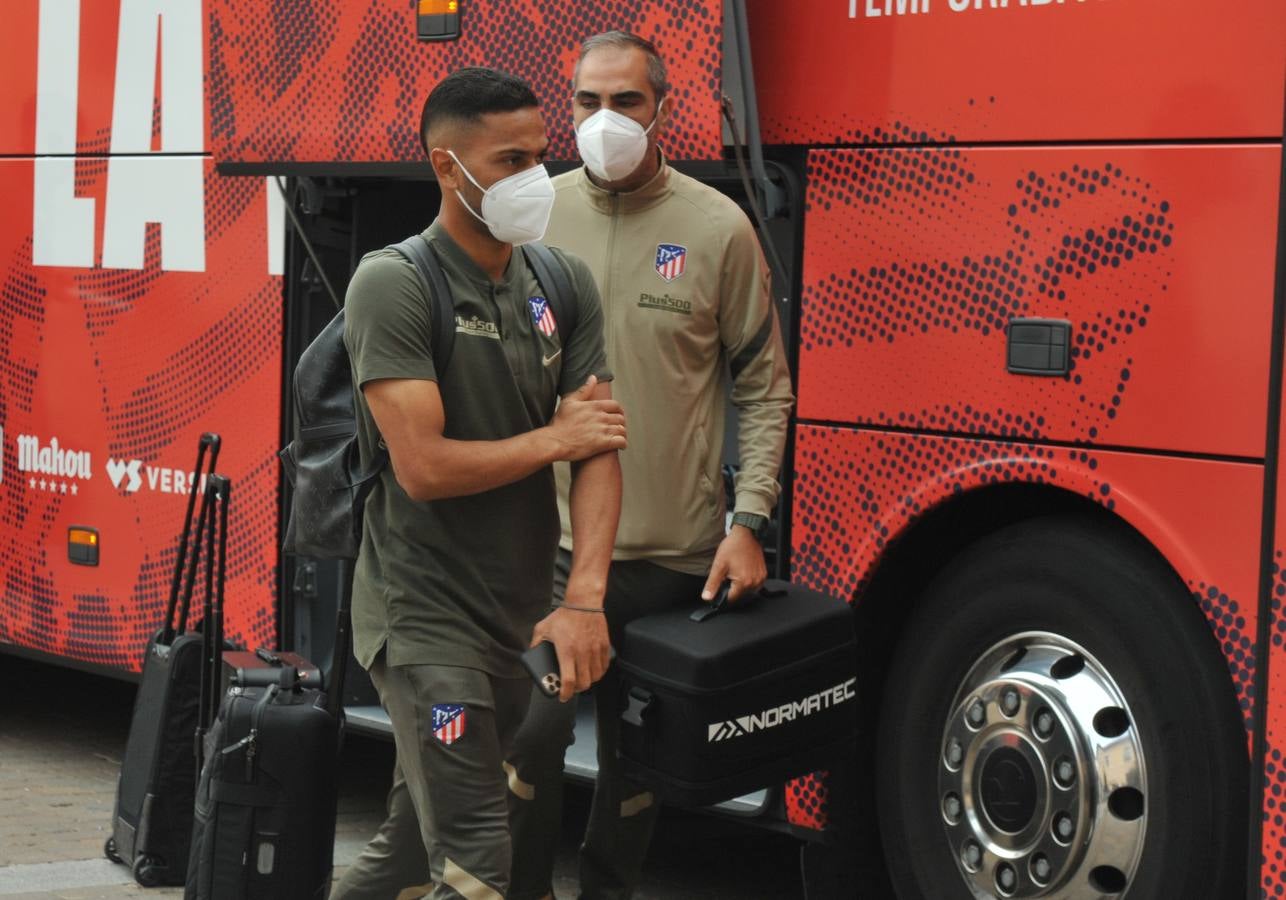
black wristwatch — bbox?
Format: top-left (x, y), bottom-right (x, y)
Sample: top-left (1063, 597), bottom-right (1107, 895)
top-left (730, 512), bottom-right (769, 538)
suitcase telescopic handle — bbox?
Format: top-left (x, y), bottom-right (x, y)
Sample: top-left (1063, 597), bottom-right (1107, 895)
top-left (209, 475), bottom-right (231, 722)
top-left (164, 432), bottom-right (221, 642)
top-left (195, 474), bottom-right (232, 769)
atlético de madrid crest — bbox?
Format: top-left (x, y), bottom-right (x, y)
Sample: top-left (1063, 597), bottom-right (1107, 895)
top-left (431, 703), bottom-right (466, 745)
top-left (655, 243), bottom-right (687, 282)
top-left (528, 296), bottom-right (557, 337)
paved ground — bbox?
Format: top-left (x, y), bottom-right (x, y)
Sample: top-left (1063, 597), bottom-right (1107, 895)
top-left (0, 653), bottom-right (804, 899)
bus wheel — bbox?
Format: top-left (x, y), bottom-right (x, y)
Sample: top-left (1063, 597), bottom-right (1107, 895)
top-left (875, 516), bottom-right (1247, 899)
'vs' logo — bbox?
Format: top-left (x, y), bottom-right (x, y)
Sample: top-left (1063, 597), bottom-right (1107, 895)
top-left (106, 458), bottom-right (143, 494)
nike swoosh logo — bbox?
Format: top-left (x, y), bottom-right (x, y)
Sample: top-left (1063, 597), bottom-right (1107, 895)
top-left (542, 349), bottom-right (562, 367)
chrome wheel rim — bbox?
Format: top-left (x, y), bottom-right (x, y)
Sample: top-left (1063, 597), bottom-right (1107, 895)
top-left (938, 631), bottom-right (1147, 898)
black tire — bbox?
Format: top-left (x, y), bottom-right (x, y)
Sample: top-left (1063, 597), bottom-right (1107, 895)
top-left (132, 854), bottom-right (163, 888)
top-left (876, 516), bottom-right (1247, 899)
top-left (104, 837), bottom-right (123, 865)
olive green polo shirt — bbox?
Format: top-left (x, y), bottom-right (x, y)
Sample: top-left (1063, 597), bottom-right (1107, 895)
top-left (343, 220), bottom-right (611, 678)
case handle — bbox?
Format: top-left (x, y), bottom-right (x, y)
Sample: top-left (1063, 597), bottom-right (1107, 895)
top-left (690, 581), bottom-right (787, 622)
top-left (690, 582), bottom-right (732, 622)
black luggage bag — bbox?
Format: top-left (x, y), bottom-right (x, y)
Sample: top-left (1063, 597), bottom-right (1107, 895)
top-left (185, 475), bottom-right (350, 900)
top-left (107, 433), bottom-right (222, 886)
top-left (616, 580), bottom-right (859, 808)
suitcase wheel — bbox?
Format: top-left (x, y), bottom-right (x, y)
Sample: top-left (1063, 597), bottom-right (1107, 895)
top-left (132, 854), bottom-right (164, 887)
top-left (103, 837), bottom-right (123, 865)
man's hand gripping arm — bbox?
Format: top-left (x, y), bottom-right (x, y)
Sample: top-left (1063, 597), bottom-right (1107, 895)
top-left (363, 374), bottom-right (625, 501)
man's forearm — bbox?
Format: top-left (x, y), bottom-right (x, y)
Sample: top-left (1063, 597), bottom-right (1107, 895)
top-left (731, 396), bottom-right (792, 515)
top-left (730, 320), bottom-right (794, 515)
top-left (394, 429), bottom-right (561, 501)
top-left (564, 450), bottom-right (622, 605)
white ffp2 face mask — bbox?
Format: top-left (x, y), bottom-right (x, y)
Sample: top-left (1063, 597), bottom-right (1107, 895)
top-left (575, 106), bottom-right (658, 183)
top-left (448, 150), bottom-right (555, 246)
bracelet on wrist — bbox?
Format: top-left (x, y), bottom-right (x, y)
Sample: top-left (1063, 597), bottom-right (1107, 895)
top-left (554, 600), bottom-right (605, 614)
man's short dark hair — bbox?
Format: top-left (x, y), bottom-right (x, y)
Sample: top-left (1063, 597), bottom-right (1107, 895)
top-left (419, 67), bottom-right (540, 156)
top-left (574, 31), bottom-right (669, 102)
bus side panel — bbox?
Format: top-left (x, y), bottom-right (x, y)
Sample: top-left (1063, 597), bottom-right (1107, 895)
top-left (0, 0), bottom-right (206, 156)
top-left (0, 159), bottom-right (282, 672)
top-left (748, 0), bottom-right (1285, 145)
top-left (206, 0), bottom-right (724, 165)
top-left (796, 146), bottom-right (1281, 460)
top-left (785, 425), bottom-right (1262, 829)
top-left (0, 2), bottom-right (38, 153)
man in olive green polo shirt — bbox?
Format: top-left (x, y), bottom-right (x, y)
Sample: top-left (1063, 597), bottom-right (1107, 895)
top-left (506, 31), bottom-right (794, 900)
top-left (330, 67), bottom-right (624, 900)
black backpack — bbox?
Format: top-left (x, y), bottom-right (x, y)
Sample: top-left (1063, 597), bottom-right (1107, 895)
top-left (279, 236), bottom-right (577, 559)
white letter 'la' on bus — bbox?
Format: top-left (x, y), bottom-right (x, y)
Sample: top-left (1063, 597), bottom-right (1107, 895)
top-left (33, 0), bottom-right (94, 267)
top-left (35, 0), bottom-right (205, 272)
top-left (101, 0), bottom-right (205, 272)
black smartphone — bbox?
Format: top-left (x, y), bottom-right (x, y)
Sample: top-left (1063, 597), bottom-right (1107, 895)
top-left (521, 641), bottom-right (561, 698)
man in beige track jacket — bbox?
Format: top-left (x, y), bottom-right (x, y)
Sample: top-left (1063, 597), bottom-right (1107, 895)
top-left (506, 30), bottom-right (794, 900)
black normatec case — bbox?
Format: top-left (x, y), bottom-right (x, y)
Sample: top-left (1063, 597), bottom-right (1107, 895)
top-left (616, 580), bottom-right (859, 808)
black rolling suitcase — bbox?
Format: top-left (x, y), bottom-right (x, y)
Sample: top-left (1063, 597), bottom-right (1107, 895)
top-left (616, 580), bottom-right (859, 807)
top-left (107, 433), bottom-right (222, 886)
top-left (185, 474), bottom-right (349, 900)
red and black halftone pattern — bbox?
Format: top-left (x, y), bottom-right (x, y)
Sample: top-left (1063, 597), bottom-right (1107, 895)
top-left (0, 160), bottom-right (281, 672)
top-left (783, 142), bottom-right (1278, 830)
top-left (208, 0), bottom-right (724, 165)
top-left (797, 145), bottom-right (1280, 457)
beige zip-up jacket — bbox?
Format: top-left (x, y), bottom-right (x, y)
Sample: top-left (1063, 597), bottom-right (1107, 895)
top-left (549, 162), bottom-right (794, 574)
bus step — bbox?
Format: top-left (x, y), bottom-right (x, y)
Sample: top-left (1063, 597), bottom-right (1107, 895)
top-left (343, 700), bottom-right (770, 817)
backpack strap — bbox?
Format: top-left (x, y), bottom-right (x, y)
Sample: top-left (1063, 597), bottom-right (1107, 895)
top-left (391, 236), bottom-right (456, 373)
top-left (522, 242), bottom-right (579, 344)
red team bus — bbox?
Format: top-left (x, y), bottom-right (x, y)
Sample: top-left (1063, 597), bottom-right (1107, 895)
top-left (1, 1), bottom-right (1282, 897)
